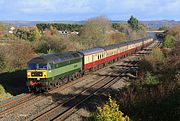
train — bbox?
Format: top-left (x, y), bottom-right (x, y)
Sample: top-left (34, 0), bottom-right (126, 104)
top-left (27, 38), bottom-right (153, 92)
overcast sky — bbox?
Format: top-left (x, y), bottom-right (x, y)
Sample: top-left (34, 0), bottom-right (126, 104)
top-left (0, 0), bottom-right (180, 21)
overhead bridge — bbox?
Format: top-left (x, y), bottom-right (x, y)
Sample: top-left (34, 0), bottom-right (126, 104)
top-left (146, 30), bottom-right (165, 33)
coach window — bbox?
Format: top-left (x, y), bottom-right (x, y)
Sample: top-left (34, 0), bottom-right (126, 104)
top-left (87, 56), bottom-right (89, 62)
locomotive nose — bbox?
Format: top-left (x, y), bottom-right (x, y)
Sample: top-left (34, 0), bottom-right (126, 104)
top-left (27, 70), bottom-right (47, 78)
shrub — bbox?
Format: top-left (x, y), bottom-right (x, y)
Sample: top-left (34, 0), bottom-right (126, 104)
top-left (139, 48), bottom-right (165, 74)
top-left (152, 48), bottom-right (165, 62)
top-left (33, 38), bottom-right (66, 54)
top-left (91, 96), bottom-right (130, 121)
top-left (163, 35), bottom-right (175, 48)
top-left (144, 72), bottom-right (159, 85)
top-left (0, 84), bottom-right (12, 101)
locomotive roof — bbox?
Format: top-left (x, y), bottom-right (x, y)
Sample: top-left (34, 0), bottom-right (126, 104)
top-left (28, 51), bottom-right (83, 64)
top-left (78, 48), bottom-right (104, 55)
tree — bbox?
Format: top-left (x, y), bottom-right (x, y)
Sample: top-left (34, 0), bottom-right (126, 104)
top-left (80, 16), bottom-right (112, 48)
top-left (49, 25), bottom-right (57, 35)
top-left (28, 28), bottom-right (41, 41)
top-left (127, 16), bottom-right (139, 31)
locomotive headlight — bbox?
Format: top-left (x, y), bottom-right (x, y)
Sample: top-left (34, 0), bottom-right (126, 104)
top-left (27, 72), bottom-right (31, 77)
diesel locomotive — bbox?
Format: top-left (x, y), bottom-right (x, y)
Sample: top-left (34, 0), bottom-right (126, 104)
top-left (27, 38), bottom-right (153, 92)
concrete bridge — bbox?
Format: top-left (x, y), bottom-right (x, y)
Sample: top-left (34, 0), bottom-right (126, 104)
top-left (146, 30), bottom-right (165, 33)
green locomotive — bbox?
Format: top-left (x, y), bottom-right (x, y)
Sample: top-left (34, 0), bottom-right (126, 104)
top-left (27, 51), bottom-right (83, 92)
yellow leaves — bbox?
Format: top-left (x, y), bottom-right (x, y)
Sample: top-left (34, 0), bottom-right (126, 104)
top-left (91, 96), bottom-right (130, 121)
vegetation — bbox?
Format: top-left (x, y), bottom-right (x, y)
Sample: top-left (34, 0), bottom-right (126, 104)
top-left (14, 27), bottom-right (41, 41)
top-left (127, 16), bottom-right (139, 31)
top-left (144, 72), bottom-right (159, 85)
top-left (91, 96), bottom-right (130, 121)
top-left (139, 48), bottom-right (165, 74)
top-left (0, 84), bottom-right (12, 101)
top-left (163, 35), bottom-right (175, 48)
top-left (36, 23), bottom-right (82, 32)
top-left (79, 16), bottom-right (113, 48)
top-left (0, 41), bottom-right (34, 72)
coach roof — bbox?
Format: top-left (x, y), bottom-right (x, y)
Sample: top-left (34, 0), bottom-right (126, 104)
top-left (78, 48), bottom-right (104, 55)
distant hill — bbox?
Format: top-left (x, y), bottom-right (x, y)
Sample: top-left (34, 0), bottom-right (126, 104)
top-left (1, 20), bottom-right (180, 29)
top-left (140, 20), bottom-right (180, 29)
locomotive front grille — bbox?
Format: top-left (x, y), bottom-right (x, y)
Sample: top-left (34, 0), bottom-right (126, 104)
top-left (31, 72), bottom-right (43, 76)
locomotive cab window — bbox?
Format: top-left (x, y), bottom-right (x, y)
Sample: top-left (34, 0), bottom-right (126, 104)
top-left (38, 64), bottom-right (47, 70)
top-left (28, 63), bottom-right (47, 70)
top-left (28, 63), bottom-right (36, 70)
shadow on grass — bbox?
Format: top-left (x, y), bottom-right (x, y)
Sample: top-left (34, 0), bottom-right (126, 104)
top-left (0, 70), bottom-right (28, 95)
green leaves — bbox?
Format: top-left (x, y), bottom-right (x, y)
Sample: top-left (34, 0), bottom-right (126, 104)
top-left (163, 35), bottom-right (175, 48)
top-left (127, 16), bottom-right (139, 31)
top-left (144, 72), bottom-right (160, 85)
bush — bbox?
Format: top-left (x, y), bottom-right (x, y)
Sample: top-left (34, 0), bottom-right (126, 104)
top-left (139, 48), bottom-right (165, 74)
top-left (152, 48), bottom-right (165, 62)
top-left (33, 40), bottom-right (66, 54)
top-left (33, 36), bottom-right (67, 54)
top-left (163, 35), bottom-right (175, 48)
top-left (91, 96), bottom-right (130, 121)
top-left (0, 84), bottom-right (12, 101)
top-left (144, 72), bottom-right (159, 85)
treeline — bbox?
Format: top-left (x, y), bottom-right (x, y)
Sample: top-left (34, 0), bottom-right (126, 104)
top-left (0, 16), bottom-right (148, 73)
top-left (36, 23), bottom-right (82, 32)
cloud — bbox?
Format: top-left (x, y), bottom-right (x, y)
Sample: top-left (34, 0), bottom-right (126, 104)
top-left (0, 0), bottom-right (180, 20)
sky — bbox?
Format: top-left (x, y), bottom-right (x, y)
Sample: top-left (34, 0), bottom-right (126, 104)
top-left (0, 0), bottom-right (180, 21)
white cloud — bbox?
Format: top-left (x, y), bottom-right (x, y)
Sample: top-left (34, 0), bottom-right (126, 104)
top-left (0, 0), bottom-right (180, 20)
top-left (15, 0), bottom-right (95, 14)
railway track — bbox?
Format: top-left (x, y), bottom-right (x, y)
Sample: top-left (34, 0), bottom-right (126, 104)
top-left (0, 94), bottom-right (41, 117)
top-left (0, 76), bottom-right (93, 118)
top-left (0, 93), bottom-right (34, 115)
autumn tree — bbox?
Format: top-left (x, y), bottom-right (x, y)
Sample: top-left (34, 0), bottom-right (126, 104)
top-left (80, 16), bottom-right (112, 48)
